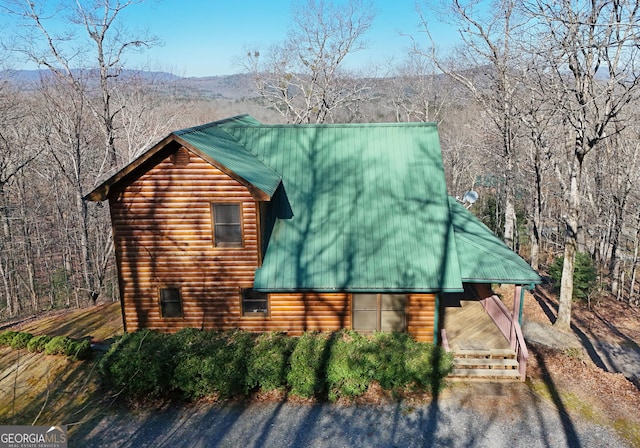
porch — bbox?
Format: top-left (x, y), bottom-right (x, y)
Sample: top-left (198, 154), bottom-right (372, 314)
top-left (440, 287), bottom-right (529, 381)
top-left (442, 299), bottom-right (511, 352)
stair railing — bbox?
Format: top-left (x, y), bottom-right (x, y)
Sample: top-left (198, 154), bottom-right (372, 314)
top-left (480, 294), bottom-right (528, 381)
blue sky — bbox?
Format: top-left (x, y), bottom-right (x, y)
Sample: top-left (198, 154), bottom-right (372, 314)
top-left (126, 0), bottom-right (452, 77)
top-left (2, 0), bottom-right (457, 77)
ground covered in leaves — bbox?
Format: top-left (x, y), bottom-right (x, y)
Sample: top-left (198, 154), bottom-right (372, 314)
top-left (507, 284), bottom-right (640, 446)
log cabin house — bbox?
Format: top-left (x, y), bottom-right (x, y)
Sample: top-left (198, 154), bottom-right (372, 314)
top-left (87, 115), bottom-right (541, 379)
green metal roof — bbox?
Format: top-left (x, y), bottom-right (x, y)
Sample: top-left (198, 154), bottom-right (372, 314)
top-left (448, 197), bottom-right (542, 284)
top-left (218, 121), bottom-right (464, 292)
top-left (123, 114), bottom-right (539, 292)
top-left (174, 118), bottom-right (281, 199)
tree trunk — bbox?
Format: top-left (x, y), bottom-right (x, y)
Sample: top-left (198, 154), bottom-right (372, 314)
top-left (529, 144), bottom-right (543, 271)
top-left (0, 185), bottom-right (17, 317)
top-left (556, 154), bottom-right (583, 329)
top-left (609, 193), bottom-right (628, 296)
top-left (630, 212), bottom-right (640, 305)
top-left (503, 195), bottom-right (516, 250)
top-left (76, 190), bottom-right (98, 304)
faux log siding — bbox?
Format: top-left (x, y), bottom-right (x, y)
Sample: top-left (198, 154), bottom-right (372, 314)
top-left (264, 293), bottom-right (351, 334)
top-left (110, 153), bottom-right (261, 332)
top-left (407, 294), bottom-right (436, 343)
top-left (109, 151), bottom-right (438, 338)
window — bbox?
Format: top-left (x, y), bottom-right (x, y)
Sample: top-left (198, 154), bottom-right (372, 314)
top-left (352, 294), bottom-right (406, 333)
top-left (241, 288), bottom-right (268, 316)
top-left (159, 287), bottom-right (183, 318)
top-left (212, 203), bottom-right (243, 247)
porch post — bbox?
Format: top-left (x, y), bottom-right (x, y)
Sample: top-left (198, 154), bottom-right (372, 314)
top-left (511, 285), bottom-right (522, 349)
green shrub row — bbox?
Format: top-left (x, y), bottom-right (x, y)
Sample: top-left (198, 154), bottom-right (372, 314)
top-left (98, 328), bottom-right (453, 402)
top-left (0, 330), bottom-right (92, 360)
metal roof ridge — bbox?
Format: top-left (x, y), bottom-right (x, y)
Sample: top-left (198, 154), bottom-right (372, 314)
top-left (173, 114), bottom-right (257, 136)
top-left (222, 121), bottom-right (439, 129)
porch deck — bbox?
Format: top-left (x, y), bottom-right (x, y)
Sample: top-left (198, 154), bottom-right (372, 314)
top-left (443, 300), bottom-right (510, 351)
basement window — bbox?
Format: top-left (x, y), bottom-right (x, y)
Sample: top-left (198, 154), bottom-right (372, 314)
top-left (212, 203), bottom-right (243, 247)
top-left (159, 287), bottom-right (183, 318)
top-left (241, 289), bottom-right (269, 316)
top-left (352, 294), bottom-right (406, 333)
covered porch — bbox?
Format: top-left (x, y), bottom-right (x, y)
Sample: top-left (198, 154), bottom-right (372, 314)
top-left (440, 284), bottom-right (529, 381)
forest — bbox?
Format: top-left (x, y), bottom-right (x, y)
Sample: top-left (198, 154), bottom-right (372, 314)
top-left (0, 0), bottom-right (639, 329)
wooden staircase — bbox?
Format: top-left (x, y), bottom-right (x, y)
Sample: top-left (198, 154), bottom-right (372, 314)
top-left (450, 348), bottom-right (522, 381)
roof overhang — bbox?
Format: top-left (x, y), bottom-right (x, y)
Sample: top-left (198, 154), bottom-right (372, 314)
top-left (84, 134), bottom-right (279, 202)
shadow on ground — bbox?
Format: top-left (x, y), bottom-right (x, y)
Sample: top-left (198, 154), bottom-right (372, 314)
top-left (71, 382), bottom-right (628, 448)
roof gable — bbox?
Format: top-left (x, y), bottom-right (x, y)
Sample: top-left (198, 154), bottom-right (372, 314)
top-left (85, 115), bottom-right (279, 202)
top-left (174, 123), bottom-right (281, 200)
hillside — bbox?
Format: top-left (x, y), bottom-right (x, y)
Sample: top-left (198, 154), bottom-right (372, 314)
top-left (0, 69), bottom-right (257, 99)
top-left (0, 303), bottom-right (122, 429)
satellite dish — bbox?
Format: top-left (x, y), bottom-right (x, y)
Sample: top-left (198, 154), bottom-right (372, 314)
top-left (463, 190), bottom-right (479, 204)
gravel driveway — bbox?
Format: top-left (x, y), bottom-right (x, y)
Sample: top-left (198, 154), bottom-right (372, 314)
top-left (72, 382), bottom-right (631, 448)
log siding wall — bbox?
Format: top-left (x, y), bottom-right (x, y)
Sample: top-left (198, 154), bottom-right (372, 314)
top-left (111, 152), bottom-right (260, 332)
top-left (110, 149), bottom-right (436, 342)
top-left (407, 294), bottom-right (436, 342)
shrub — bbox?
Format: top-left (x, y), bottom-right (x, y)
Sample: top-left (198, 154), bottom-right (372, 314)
top-left (44, 336), bottom-right (75, 356)
top-left (68, 339), bottom-right (93, 360)
top-left (172, 329), bottom-right (255, 399)
top-left (549, 252), bottom-right (597, 301)
top-left (0, 331), bottom-right (17, 347)
top-left (98, 329), bottom-right (177, 397)
top-left (405, 344), bottom-right (453, 393)
top-left (246, 332), bottom-right (296, 393)
top-left (97, 328), bottom-right (455, 402)
top-left (287, 332), bottom-right (333, 399)
top-left (325, 330), bottom-right (374, 401)
top-left (27, 335), bottom-right (52, 353)
top-left (369, 332), bottom-right (416, 390)
top-left (10, 332), bottom-right (34, 350)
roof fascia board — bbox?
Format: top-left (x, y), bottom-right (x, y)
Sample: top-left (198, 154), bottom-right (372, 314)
top-left (172, 135), bottom-right (276, 202)
top-left (84, 134), bottom-right (178, 201)
top-left (85, 133), bottom-right (277, 202)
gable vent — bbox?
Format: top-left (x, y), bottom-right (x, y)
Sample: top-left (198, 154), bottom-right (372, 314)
top-left (171, 148), bottom-right (190, 167)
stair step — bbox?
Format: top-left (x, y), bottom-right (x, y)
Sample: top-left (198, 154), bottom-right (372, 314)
top-left (453, 348), bottom-right (516, 359)
top-left (451, 368), bottom-right (522, 378)
top-left (453, 358), bottom-right (519, 368)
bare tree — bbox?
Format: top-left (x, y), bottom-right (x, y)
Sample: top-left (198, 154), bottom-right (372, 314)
top-left (522, 0), bottom-right (640, 328)
top-left (387, 53), bottom-right (450, 123)
top-left (417, 0), bottom-right (530, 250)
top-left (0, 0), bottom-right (157, 306)
top-left (2, 0), bottom-right (157, 170)
top-left (0, 83), bottom-right (39, 316)
top-left (244, 0), bottom-right (375, 123)
top-left (113, 72), bottom-right (182, 162)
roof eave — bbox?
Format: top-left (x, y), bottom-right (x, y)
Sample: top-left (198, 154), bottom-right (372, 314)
top-left (84, 134), bottom-right (179, 202)
top-left (84, 133), bottom-right (279, 203)
top-left (173, 135), bottom-right (278, 201)
top-left (461, 277), bottom-right (543, 285)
